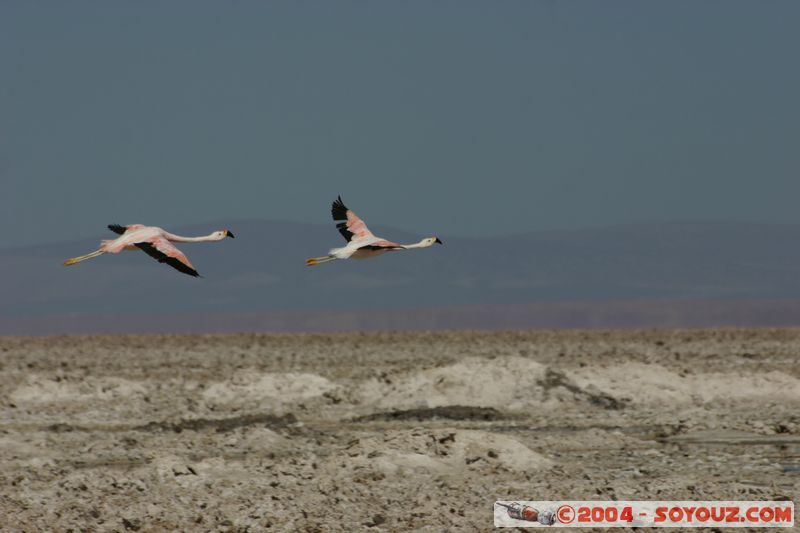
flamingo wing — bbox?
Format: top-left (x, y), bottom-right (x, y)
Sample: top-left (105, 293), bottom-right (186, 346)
top-left (108, 224), bottom-right (146, 235)
top-left (134, 237), bottom-right (200, 277)
top-left (332, 196), bottom-right (374, 242)
top-left (358, 240), bottom-right (405, 251)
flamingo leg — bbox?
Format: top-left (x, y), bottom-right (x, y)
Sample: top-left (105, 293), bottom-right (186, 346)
top-left (306, 255), bottom-right (336, 266)
top-left (63, 250), bottom-right (105, 266)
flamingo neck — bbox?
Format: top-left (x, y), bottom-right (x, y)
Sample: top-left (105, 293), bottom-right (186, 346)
top-left (165, 232), bottom-right (220, 243)
top-left (402, 239), bottom-right (432, 249)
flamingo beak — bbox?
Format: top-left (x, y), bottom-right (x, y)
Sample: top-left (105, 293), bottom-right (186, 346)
top-left (226, 230), bottom-right (235, 239)
top-left (434, 237), bottom-right (443, 244)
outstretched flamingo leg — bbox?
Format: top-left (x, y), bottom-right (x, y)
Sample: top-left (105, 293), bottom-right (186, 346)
top-left (306, 255), bottom-right (336, 266)
top-left (63, 250), bottom-right (105, 266)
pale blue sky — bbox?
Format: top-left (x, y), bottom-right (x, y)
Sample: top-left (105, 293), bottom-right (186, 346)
top-left (2, 1), bottom-right (799, 247)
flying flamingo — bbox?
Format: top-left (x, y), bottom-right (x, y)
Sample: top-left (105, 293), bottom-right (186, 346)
top-left (63, 224), bottom-right (235, 277)
top-left (306, 196), bottom-right (442, 266)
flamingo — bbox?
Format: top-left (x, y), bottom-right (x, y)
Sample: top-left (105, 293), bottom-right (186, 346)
top-left (306, 196), bottom-right (442, 266)
top-left (63, 224), bottom-right (235, 277)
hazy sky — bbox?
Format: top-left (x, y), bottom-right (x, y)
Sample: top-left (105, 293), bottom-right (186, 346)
top-left (2, 1), bottom-right (798, 248)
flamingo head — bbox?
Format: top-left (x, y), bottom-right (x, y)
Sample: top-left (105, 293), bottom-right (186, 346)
top-left (212, 229), bottom-right (236, 240)
top-left (421, 237), bottom-right (443, 247)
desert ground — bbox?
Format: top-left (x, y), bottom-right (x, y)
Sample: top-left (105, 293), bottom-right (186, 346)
top-left (0, 329), bottom-right (798, 531)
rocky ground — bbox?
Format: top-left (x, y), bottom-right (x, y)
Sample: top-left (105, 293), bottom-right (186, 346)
top-left (0, 329), bottom-right (798, 531)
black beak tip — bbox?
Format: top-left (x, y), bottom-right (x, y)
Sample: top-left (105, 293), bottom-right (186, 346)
top-left (435, 237), bottom-right (443, 244)
top-left (226, 231), bottom-right (235, 239)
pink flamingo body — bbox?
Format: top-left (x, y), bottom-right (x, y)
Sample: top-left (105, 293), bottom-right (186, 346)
top-left (64, 224), bottom-right (234, 277)
top-left (306, 196), bottom-right (442, 266)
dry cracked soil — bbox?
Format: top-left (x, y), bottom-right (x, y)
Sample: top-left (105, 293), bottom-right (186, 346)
top-left (0, 329), bottom-right (798, 531)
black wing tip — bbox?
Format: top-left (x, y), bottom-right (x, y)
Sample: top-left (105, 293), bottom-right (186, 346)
top-left (108, 224), bottom-right (127, 235)
top-left (169, 262), bottom-right (201, 277)
top-left (172, 263), bottom-right (201, 277)
top-left (176, 266), bottom-right (200, 277)
top-left (331, 195), bottom-right (348, 221)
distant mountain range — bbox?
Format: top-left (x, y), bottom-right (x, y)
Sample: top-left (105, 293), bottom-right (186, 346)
top-left (3, 220), bottom-right (800, 335)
